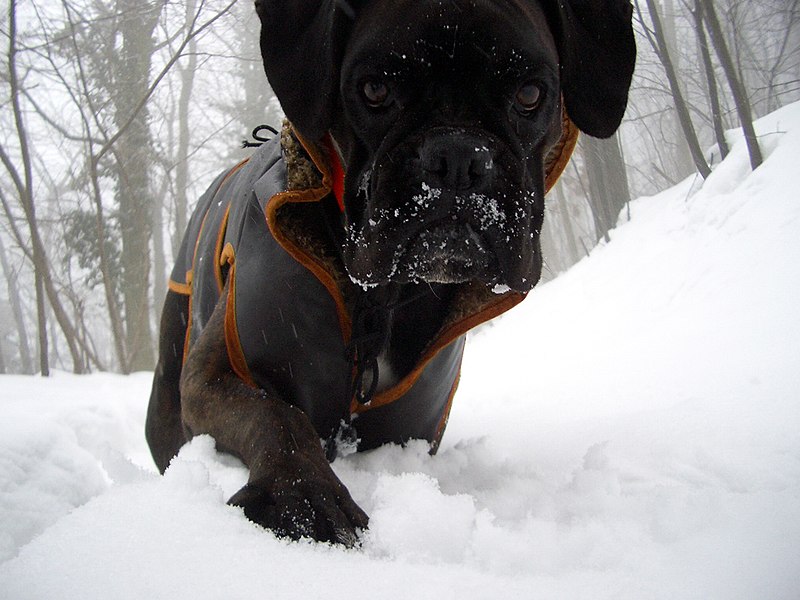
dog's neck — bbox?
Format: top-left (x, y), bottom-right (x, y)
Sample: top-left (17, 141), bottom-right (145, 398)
top-left (336, 249), bottom-right (456, 402)
top-left (311, 142), bottom-right (456, 400)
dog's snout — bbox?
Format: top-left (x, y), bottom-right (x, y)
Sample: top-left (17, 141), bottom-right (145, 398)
top-left (420, 131), bottom-right (494, 191)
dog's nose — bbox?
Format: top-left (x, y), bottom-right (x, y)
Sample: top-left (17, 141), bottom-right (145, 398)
top-left (419, 130), bottom-right (494, 191)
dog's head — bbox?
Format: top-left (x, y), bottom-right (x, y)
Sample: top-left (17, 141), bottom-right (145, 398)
top-left (256, 0), bottom-right (635, 293)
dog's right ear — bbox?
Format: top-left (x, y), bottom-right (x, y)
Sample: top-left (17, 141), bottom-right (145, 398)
top-left (255, 1), bottom-right (363, 141)
top-left (541, 0), bottom-right (636, 138)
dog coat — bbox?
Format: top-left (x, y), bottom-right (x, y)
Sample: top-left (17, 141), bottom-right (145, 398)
top-left (168, 119), bottom-right (577, 451)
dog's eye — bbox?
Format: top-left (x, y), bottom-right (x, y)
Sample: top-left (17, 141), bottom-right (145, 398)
top-left (515, 81), bottom-right (541, 114)
top-left (362, 80), bottom-right (390, 108)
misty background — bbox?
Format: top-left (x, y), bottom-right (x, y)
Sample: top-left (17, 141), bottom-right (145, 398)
top-left (1, 0), bottom-right (798, 376)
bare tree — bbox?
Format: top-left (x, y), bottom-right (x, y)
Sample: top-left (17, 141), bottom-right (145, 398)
top-left (637, 0), bottom-right (712, 178)
top-left (171, 0), bottom-right (199, 256)
top-left (581, 133), bottom-right (633, 243)
top-left (1, 0), bottom-right (89, 374)
top-left (697, 0), bottom-right (763, 169)
top-left (112, 0), bottom-right (164, 371)
top-left (661, 0), bottom-right (697, 178)
top-left (723, 0), bottom-right (800, 115)
top-left (1, 0), bottom-right (237, 373)
top-left (690, 0), bottom-right (730, 161)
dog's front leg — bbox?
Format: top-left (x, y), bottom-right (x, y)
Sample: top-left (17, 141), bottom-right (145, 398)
top-left (180, 287), bottom-right (368, 545)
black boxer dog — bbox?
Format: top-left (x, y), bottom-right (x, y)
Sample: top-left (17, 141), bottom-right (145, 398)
top-left (146, 0), bottom-right (635, 545)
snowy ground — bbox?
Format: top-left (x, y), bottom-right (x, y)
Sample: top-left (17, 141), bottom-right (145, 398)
top-left (2, 103), bottom-right (799, 599)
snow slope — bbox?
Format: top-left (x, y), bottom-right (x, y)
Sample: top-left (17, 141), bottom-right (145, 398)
top-left (1, 103), bottom-right (799, 599)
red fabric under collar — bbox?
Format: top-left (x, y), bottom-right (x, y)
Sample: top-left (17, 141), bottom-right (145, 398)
top-left (323, 134), bottom-right (346, 212)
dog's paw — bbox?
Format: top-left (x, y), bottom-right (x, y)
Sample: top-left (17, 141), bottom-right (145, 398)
top-left (228, 471), bottom-right (369, 546)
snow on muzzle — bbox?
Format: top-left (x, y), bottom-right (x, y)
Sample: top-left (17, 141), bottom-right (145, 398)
top-left (345, 181), bottom-right (541, 292)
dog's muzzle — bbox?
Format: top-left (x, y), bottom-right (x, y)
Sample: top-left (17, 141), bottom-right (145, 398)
top-left (345, 127), bottom-right (541, 292)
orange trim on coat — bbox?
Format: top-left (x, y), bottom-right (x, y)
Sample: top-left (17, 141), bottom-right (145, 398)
top-left (264, 130), bottom-right (353, 343)
top-left (168, 279), bottom-right (192, 295)
top-left (350, 291), bottom-right (524, 414)
top-left (224, 259), bottom-right (257, 388)
top-left (220, 241), bottom-right (235, 268)
top-left (179, 160), bottom-right (249, 366)
top-left (213, 205), bottom-right (232, 293)
top-left (221, 158), bottom-right (251, 188)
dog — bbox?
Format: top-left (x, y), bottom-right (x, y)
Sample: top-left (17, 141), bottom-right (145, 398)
top-left (146, 0), bottom-right (635, 545)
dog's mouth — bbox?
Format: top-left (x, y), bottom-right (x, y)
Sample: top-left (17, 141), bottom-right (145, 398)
top-left (392, 219), bottom-right (497, 285)
top-left (344, 185), bottom-right (541, 292)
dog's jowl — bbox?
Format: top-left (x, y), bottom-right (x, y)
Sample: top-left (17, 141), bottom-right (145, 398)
top-left (146, 0), bottom-right (636, 545)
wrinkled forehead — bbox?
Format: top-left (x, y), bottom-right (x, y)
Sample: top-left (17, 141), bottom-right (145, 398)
top-left (343, 0), bottom-right (557, 77)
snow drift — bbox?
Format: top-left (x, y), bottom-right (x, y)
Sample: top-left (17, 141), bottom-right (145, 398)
top-left (1, 102), bottom-right (799, 599)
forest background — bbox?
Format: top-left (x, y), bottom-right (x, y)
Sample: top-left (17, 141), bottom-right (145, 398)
top-left (1, 0), bottom-right (798, 376)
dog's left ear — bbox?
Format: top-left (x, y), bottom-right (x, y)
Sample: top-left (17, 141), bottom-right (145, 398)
top-left (540, 0), bottom-right (636, 138)
top-left (255, 1), bottom-right (364, 141)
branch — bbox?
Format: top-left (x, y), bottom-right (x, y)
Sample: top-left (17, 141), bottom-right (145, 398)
top-left (0, 187), bottom-right (35, 263)
top-left (21, 87), bottom-right (102, 144)
top-left (94, 0), bottom-right (237, 164)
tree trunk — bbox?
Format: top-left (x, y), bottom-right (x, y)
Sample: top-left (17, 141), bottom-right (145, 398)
top-left (662, 0), bottom-right (696, 179)
top-left (173, 0), bottom-right (198, 254)
top-left (0, 235), bottom-right (33, 373)
top-left (7, 0), bottom-right (49, 376)
top-left (641, 0), bottom-right (711, 178)
top-left (34, 270), bottom-right (49, 375)
top-left (698, 0), bottom-right (763, 170)
top-left (692, 0), bottom-right (729, 162)
top-left (85, 154), bottom-right (129, 372)
top-left (113, 0), bottom-right (162, 371)
top-left (554, 183), bottom-right (581, 268)
top-left (152, 180), bottom-right (168, 328)
top-left (581, 133), bottom-right (632, 243)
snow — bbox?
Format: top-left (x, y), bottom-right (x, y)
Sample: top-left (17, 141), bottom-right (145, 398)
top-left (2, 102), bottom-right (800, 599)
